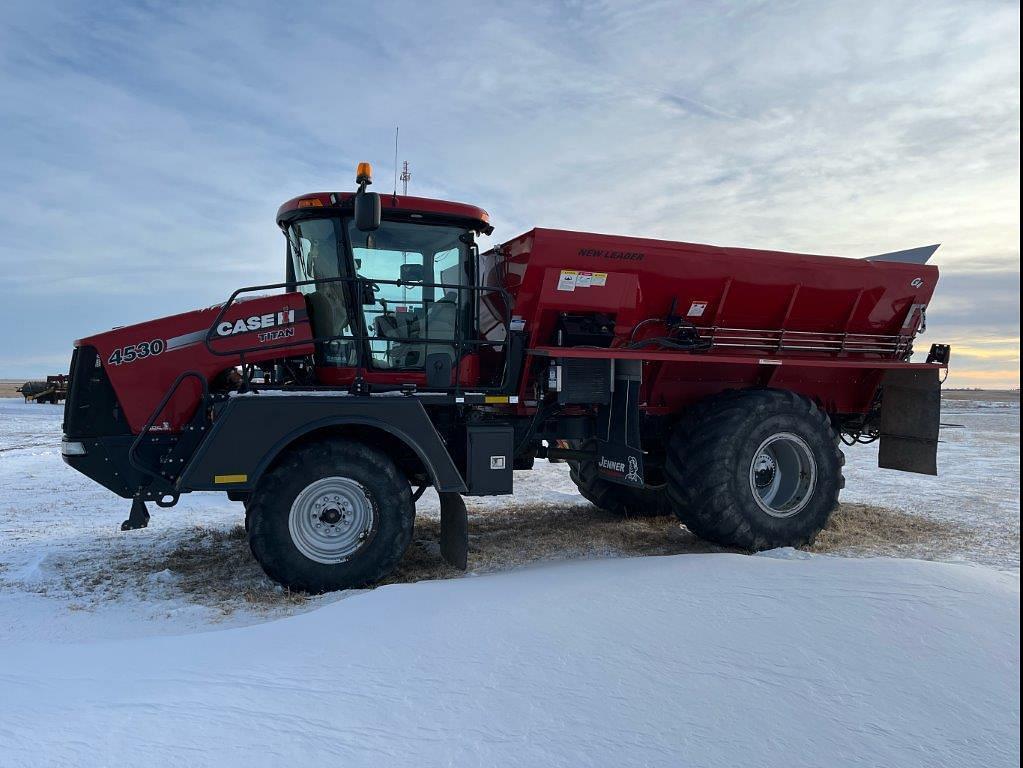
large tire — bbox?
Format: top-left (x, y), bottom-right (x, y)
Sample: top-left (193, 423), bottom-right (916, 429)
top-left (247, 439), bottom-right (415, 593)
top-left (665, 389), bottom-right (843, 550)
top-left (568, 440), bottom-right (667, 517)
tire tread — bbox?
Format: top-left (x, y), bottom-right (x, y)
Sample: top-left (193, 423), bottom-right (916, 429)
top-left (664, 388), bottom-right (844, 549)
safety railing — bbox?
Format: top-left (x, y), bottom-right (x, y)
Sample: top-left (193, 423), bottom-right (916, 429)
top-left (703, 327), bottom-right (914, 358)
top-left (127, 370), bottom-right (209, 498)
top-left (202, 275), bottom-right (516, 395)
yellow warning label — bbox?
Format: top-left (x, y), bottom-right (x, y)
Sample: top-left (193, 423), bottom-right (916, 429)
top-left (214, 474), bottom-right (248, 484)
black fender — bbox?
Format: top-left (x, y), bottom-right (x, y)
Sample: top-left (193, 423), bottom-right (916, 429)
top-left (177, 394), bottom-right (467, 493)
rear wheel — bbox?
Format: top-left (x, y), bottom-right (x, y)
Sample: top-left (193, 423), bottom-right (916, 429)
top-left (247, 440), bottom-right (415, 593)
top-left (568, 440), bottom-right (667, 517)
top-left (665, 389), bottom-right (843, 550)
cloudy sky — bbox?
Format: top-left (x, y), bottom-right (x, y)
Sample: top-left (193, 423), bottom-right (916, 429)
top-left (0, 0), bottom-right (1018, 387)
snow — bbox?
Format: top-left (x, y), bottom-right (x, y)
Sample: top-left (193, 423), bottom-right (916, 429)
top-left (0, 554), bottom-right (1018, 767)
top-left (0, 395), bottom-right (1019, 765)
top-left (842, 395), bottom-right (1020, 570)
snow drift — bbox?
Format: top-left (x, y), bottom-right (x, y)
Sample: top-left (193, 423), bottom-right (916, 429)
top-left (0, 552), bottom-right (1017, 767)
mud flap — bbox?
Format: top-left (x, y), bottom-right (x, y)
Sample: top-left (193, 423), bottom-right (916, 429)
top-left (878, 368), bottom-right (941, 475)
top-left (595, 359), bottom-right (645, 488)
top-left (439, 492), bottom-right (468, 570)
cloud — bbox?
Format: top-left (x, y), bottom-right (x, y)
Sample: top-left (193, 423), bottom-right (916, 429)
top-left (657, 92), bottom-right (738, 121)
top-left (0, 0), bottom-right (1018, 388)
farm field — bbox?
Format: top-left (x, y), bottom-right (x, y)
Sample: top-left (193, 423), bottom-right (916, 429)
top-left (0, 392), bottom-right (1018, 766)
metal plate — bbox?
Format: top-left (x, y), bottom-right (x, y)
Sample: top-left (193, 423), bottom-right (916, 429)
top-left (439, 492), bottom-right (468, 570)
top-left (878, 368), bottom-right (941, 475)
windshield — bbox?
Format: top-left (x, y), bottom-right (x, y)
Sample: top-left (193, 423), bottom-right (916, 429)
top-left (347, 220), bottom-right (471, 371)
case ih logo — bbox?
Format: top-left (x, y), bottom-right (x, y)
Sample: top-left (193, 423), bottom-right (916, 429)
top-left (216, 310), bottom-right (296, 337)
top-left (579, 247), bottom-right (645, 261)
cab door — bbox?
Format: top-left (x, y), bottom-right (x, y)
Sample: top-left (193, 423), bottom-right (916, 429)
top-left (345, 219), bottom-right (480, 388)
top-left (285, 216), bottom-right (359, 368)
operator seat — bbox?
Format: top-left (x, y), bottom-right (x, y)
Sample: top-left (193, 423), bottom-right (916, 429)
top-left (391, 292), bottom-right (459, 369)
top-left (374, 299), bottom-right (412, 339)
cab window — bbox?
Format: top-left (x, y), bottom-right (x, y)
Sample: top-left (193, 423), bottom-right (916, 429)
top-left (286, 218), bottom-right (356, 365)
top-left (347, 220), bottom-right (470, 370)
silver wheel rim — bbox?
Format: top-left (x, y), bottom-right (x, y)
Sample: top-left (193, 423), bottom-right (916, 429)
top-left (748, 432), bottom-right (817, 518)
top-left (288, 477), bottom-right (375, 564)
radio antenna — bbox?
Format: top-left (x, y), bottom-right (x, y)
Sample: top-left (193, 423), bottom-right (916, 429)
top-left (400, 160), bottom-right (411, 195)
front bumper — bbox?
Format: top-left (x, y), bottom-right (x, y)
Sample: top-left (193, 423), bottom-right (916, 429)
top-left (61, 435), bottom-right (141, 499)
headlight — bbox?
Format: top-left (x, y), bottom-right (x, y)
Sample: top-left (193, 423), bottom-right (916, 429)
top-left (61, 440), bottom-right (87, 456)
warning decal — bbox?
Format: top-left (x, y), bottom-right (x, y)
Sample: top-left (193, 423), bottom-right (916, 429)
top-left (557, 270), bottom-right (578, 291)
top-left (687, 301), bottom-right (708, 317)
top-left (558, 269), bottom-right (608, 291)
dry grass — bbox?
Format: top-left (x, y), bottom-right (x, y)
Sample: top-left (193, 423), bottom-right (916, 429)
top-left (390, 501), bottom-right (968, 583)
top-left (18, 501), bottom-right (970, 616)
top-left (387, 503), bottom-right (723, 584)
top-left (0, 380), bottom-right (27, 398)
top-left (942, 389), bottom-right (1019, 403)
top-left (810, 502), bottom-right (971, 558)
top-left (27, 526), bottom-right (307, 613)
top-left (153, 526), bottom-right (308, 610)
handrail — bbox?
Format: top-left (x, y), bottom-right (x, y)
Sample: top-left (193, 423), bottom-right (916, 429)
top-left (700, 326), bottom-right (914, 359)
top-left (127, 370), bottom-right (209, 488)
top-left (203, 275), bottom-right (516, 394)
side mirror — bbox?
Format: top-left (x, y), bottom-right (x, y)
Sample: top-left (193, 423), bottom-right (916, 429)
top-left (400, 263), bottom-right (425, 282)
top-left (354, 189), bottom-right (381, 231)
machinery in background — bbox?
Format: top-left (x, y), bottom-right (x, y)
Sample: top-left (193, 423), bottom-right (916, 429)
top-left (18, 375), bottom-right (70, 404)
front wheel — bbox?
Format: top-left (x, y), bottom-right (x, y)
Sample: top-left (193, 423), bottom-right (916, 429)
top-left (665, 389), bottom-right (843, 550)
top-left (247, 440), bottom-right (415, 593)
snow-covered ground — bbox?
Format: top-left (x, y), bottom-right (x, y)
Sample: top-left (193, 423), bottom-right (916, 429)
top-left (0, 394), bottom-right (1019, 766)
top-left (0, 553), bottom-right (1017, 768)
top-left (841, 393), bottom-right (1020, 570)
